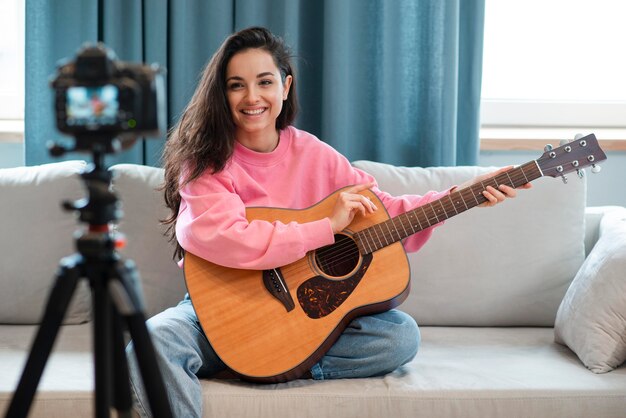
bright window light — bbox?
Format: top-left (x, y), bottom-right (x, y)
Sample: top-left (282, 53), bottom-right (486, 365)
top-left (0, 0), bottom-right (25, 121)
top-left (481, 0), bottom-right (626, 127)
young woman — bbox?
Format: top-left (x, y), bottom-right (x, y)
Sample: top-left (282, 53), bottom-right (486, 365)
top-left (126, 26), bottom-right (527, 417)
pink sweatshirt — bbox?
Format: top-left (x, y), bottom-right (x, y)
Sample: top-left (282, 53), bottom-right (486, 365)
top-left (176, 126), bottom-right (448, 270)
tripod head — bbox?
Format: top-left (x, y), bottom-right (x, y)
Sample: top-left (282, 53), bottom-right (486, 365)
top-left (49, 135), bottom-right (126, 227)
top-left (48, 135), bottom-right (132, 262)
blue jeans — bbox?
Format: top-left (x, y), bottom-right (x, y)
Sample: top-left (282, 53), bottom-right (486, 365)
top-left (126, 295), bottom-right (419, 418)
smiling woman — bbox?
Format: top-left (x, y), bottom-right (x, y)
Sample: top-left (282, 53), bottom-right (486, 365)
top-left (126, 26), bottom-right (524, 417)
top-left (225, 49), bottom-right (292, 152)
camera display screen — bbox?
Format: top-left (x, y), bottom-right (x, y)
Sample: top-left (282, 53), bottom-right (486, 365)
top-left (65, 85), bottom-right (119, 127)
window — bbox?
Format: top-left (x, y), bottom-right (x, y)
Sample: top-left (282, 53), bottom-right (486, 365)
top-left (481, 0), bottom-right (626, 130)
top-left (0, 0), bottom-right (25, 141)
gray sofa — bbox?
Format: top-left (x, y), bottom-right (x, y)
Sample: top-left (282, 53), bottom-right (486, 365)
top-left (1, 159), bottom-right (625, 418)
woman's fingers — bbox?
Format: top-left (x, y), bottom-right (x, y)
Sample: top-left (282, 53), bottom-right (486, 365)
top-left (339, 188), bottom-right (377, 214)
top-left (330, 183), bottom-right (377, 232)
top-left (481, 184), bottom-right (522, 207)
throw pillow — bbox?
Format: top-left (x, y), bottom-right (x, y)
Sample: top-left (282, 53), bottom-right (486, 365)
top-left (554, 207), bottom-right (626, 373)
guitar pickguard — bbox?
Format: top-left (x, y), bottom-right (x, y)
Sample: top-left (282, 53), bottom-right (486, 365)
top-left (297, 253), bottom-right (373, 319)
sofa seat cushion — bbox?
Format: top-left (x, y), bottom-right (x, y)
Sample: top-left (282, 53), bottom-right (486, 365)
top-left (198, 327), bottom-right (626, 418)
top-left (0, 324), bottom-right (93, 417)
top-left (2, 325), bottom-right (624, 418)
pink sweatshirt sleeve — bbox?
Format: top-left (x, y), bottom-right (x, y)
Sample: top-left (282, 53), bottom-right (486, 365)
top-left (176, 171), bottom-right (335, 270)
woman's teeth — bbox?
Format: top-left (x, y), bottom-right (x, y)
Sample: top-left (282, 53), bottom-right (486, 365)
top-left (242, 108), bottom-right (265, 115)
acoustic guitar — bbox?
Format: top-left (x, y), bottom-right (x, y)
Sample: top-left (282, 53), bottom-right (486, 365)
top-left (184, 134), bottom-right (606, 383)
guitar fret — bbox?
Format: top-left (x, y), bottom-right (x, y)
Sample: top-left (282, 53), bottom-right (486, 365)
top-left (372, 228), bottom-right (381, 251)
top-left (520, 165), bottom-right (529, 183)
top-left (392, 220), bottom-right (402, 241)
top-left (458, 191), bottom-right (469, 210)
top-left (378, 223), bottom-right (390, 246)
top-left (448, 195), bottom-right (459, 215)
top-left (405, 212), bottom-right (416, 233)
top-left (387, 220), bottom-right (402, 241)
top-left (438, 200), bottom-right (447, 219)
top-left (470, 187), bottom-right (480, 205)
top-left (363, 230), bottom-right (373, 253)
top-left (429, 204), bottom-right (440, 223)
top-left (505, 171), bottom-right (514, 187)
top-left (414, 211), bottom-right (423, 230)
top-left (399, 214), bottom-right (409, 237)
top-left (371, 224), bottom-right (382, 248)
top-left (387, 222), bottom-right (396, 242)
top-left (419, 206), bottom-right (429, 227)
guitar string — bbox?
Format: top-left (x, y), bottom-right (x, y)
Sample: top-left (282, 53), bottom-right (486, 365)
top-left (284, 170), bottom-right (534, 272)
top-left (293, 154), bottom-right (597, 272)
top-left (278, 170), bottom-right (535, 278)
top-left (313, 169), bottom-right (532, 265)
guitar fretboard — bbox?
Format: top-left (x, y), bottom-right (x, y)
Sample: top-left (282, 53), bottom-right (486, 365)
top-left (354, 161), bottom-right (542, 254)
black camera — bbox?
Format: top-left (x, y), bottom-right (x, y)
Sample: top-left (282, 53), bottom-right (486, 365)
top-left (51, 43), bottom-right (165, 151)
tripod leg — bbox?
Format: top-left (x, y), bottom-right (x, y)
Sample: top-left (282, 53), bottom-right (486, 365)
top-left (92, 273), bottom-right (112, 418)
top-left (111, 309), bottom-right (133, 418)
top-left (109, 260), bottom-right (173, 418)
top-left (5, 255), bottom-right (83, 418)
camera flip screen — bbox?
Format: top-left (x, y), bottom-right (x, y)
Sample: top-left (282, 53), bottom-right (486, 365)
top-left (66, 85), bottom-right (119, 128)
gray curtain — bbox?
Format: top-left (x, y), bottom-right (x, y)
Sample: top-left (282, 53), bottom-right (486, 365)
top-left (25, 0), bottom-right (484, 168)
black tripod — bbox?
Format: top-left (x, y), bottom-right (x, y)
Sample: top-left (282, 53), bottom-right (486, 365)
top-left (5, 144), bottom-right (173, 418)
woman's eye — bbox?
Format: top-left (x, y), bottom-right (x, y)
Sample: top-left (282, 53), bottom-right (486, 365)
top-left (259, 79), bottom-right (273, 86)
top-left (228, 83), bottom-right (243, 90)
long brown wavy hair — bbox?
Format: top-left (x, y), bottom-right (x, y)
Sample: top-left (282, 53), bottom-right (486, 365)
top-left (161, 27), bottom-right (298, 260)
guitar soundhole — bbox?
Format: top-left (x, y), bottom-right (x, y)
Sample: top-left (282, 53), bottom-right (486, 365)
top-left (315, 234), bottom-right (359, 277)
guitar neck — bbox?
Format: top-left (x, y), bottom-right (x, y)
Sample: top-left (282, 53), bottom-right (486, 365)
top-left (354, 160), bottom-right (543, 254)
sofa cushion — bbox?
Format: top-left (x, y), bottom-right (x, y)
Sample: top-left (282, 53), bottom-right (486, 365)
top-left (352, 161), bottom-right (587, 326)
top-left (0, 161), bottom-right (92, 324)
top-left (2, 325), bottom-right (625, 418)
top-left (554, 207), bottom-right (626, 373)
top-left (110, 164), bottom-right (186, 319)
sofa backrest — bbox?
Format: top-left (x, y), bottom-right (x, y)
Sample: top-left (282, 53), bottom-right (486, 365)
top-left (0, 160), bottom-right (588, 327)
top-left (111, 161), bottom-right (587, 326)
top-left (0, 161), bottom-right (92, 324)
top-left (353, 160), bottom-right (587, 326)
top-left (110, 164), bottom-right (186, 319)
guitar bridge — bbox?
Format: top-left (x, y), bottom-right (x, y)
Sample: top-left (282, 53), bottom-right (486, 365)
top-left (262, 268), bottom-right (295, 312)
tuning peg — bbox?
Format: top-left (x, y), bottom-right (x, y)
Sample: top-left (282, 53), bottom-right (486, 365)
top-left (560, 174), bottom-right (568, 184)
top-left (574, 133), bottom-right (585, 140)
top-left (544, 144), bottom-right (553, 152)
top-left (591, 164), bottom-right (602, 173)
top-left (577, 169), bottom-right (585, 179)
top-left (560, 139), bottom-right (571, 146)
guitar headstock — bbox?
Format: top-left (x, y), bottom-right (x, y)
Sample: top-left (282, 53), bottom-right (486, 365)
top-left (536, 134), bottom-right (607, 181)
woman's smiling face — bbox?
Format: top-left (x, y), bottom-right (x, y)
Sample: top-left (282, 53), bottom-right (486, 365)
top-left (225, 48), bottom-right (292, 151)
